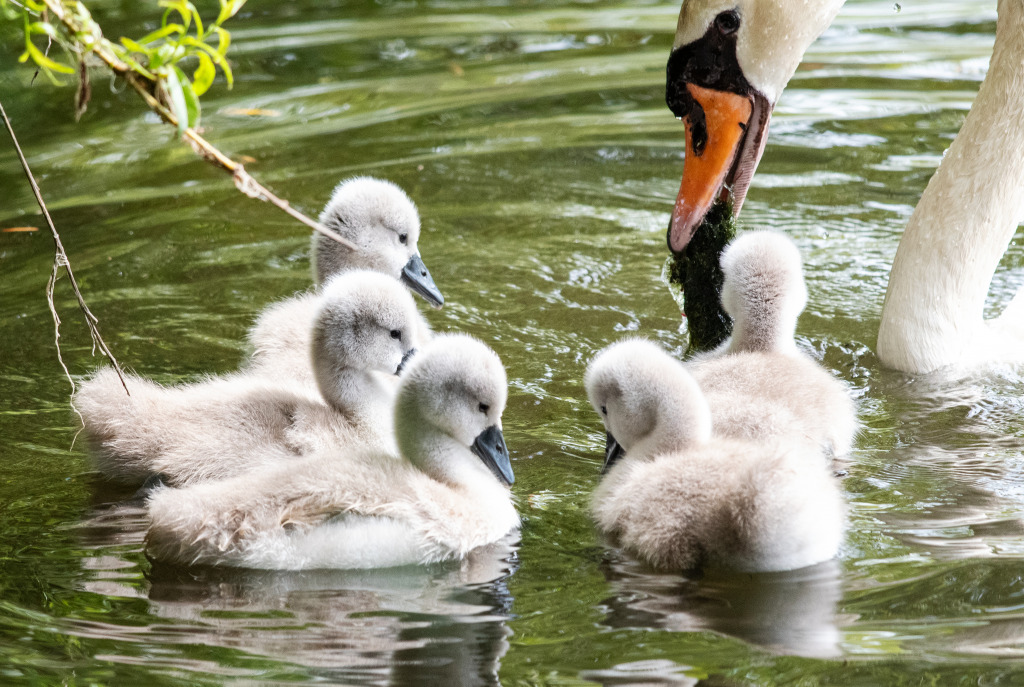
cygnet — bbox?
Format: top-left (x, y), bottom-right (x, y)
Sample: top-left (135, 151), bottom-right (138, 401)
top-left (145, 334), bottom-right (519, 570)
top-left (586, 338), bottom-right (844, 573)
top-left (76, 270), bottom-right (420, 486)
top-left (247, 177), bottom-right (441, 389)
top-left (690, 231), bottom-right (857, 455)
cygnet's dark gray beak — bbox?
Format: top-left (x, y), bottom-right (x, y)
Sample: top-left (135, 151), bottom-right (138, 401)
top-left (401, 254), bottom-right (444, 308)
top-left (396, 348), bottom-right (418, 376)
top-left (471, 425), bottom-right (514, 486)
top-left (602, 432), bottom-right (624, 474)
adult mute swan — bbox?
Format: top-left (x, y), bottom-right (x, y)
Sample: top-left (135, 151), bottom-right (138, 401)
top-left (145, 334), bottom-right (519, 570)
top-left (876, 0), bottom-right (1024, 373)
top-left (585, 339), bottom-right (844, 572)
top-left (247, 176), bottom-right (441, 388)
top-left (666, 0), bottom-right (1024, 374)
top-left (76, 270), bottom-right (420, 486)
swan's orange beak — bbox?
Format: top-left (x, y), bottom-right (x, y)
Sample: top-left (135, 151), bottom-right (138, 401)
top-left (669, 84), bottom-right (769, 254)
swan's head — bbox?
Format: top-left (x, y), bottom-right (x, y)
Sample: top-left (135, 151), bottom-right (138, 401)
top-left (666, 0), bottom-right (843, 253)
top-left (395, 334), bottom-right (514, 487)
top-left (720, 230), bottom-right (807, 350)
top-left (585, 338), bottom-right (712, 471)
top-left (313, 177), bottom-right (444, 307)
top-left (312, 270), bottom-right (420, 402)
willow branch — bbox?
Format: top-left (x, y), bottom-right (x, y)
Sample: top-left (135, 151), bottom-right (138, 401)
top-left (40, 0), bottom-right (357, 251)
top-left (0, 97), bottom-right (129, 402)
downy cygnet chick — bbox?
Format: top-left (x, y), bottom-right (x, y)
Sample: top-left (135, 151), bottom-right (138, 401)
top-left (76, 270), bottom-right (420, 487)
top-left (247, 177), bottom-right (442, 389)
top-left (690, 231), bottom-right (857, 455)
top-left (586, 339), bottom-right (844, 573)
top-left (145, 334), bottom-right (519, 570)
top-left (715, 230), bottom-right (807, 357)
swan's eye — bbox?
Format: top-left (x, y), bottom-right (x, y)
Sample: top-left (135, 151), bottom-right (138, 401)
top-left (399, 234), bottom-right (408, 244)
top-left (601, 405), bottom-right (607, 415)
top-left (715, 10), bottom-right (740, 34)
top-left (390, 329), bottom-right (402, 340)
top-left (478, 403), bottom-right (490, 414)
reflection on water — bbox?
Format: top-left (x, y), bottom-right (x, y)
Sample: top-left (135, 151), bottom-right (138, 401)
top-left (600, 556), bottom-right (844, 659)
top-left (72, 501), bottom-right (517, 685)
top-left (2, 0), bottom-right (1024, 682)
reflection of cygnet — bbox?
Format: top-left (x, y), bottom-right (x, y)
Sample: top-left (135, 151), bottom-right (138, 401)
top-left (586, 339), bottom-right (844, 572)
top-left (690, 231), bottom-right (857, 455)
top-left (77, 271), bottom-right (420, 486)
top-left (601, 558), bottom-right (844, 659)
top-left (146, 334), bottom-right (520, 570)
top-left (247, 177), bottom-right (442, 389)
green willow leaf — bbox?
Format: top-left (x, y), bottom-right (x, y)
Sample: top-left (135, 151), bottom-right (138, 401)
top-left (27, 21), bottom-right (57, 38)
top-left (158, 0), bottom-right (191, 31)
top-left (217, 54), bottom-right (232, 88)
top-left (174, 65), bottom-right (200, 128)
top-left (215, 0), bottom-right (246, 26)
top-left (119, 36), bottom-right (151, 55)
top-left (177, 36), bottom-right (232, 86)
top-left (136, 23), bottom-right (184, 45)
top-left (24, 40), bottom-right (75, 74)
top-left (186, 2), bottom-right (203, 39)
top-left (212, 25), bottom-right (230, 56)
top-left (192, 51), bottom-right (215, 96)
top-left (150, 42), bottom-right (176, 70)
top-left (161, 67), bottom-right (189, 136)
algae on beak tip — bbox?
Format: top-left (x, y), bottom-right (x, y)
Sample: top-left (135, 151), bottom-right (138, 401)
top-left (666, 198), bottom-right (737, 357)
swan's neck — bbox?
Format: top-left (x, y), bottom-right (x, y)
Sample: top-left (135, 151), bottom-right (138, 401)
top-left (878, 0), bottom-right (1024, 374)
top-left (400, 424), bottom-right (504, 494)
top-left (726, 318), bottom-right (799, 356)
top-left (632, 388), bottom-right (713, 458)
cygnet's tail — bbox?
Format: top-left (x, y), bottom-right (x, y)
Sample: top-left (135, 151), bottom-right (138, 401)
top-left (146, 480), bottom-right (248, 566)
top-left (75, 367), bottom-right (178, 485)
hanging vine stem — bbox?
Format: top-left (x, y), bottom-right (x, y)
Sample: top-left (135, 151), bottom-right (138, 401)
top-left (38, 0), bottom-right (357, 251)
top-left (0, 97), bottom-right (128, 406)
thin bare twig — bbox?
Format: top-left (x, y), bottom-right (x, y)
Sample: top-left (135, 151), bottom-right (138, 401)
top-left (39, 0), bottom-right (358, 252)
top-left (0, 98), bottom-right (129, 403)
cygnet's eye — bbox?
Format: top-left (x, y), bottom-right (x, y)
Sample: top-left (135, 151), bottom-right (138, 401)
top-left (390, 329), bottom-right (402, 341)
top-left (399, 233), bottom-right (408, 245)
top-left (715, 9), bottom-right (740, 34)
top-left (478, 403), bottom-right (490, 414)
top-left (601, 405), bottom-right (607, 415)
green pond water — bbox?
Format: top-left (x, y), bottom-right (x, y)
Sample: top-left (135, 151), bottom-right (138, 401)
top-left (2, 0), bottom-right (1024, 683)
